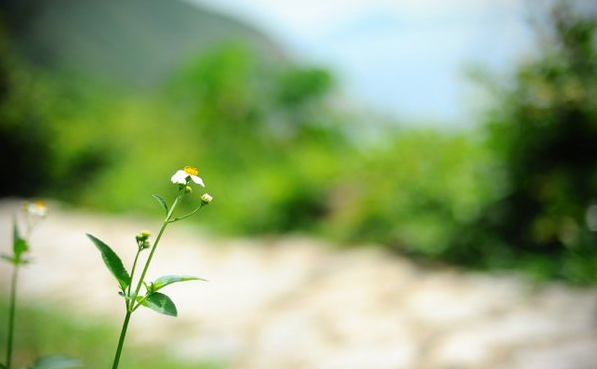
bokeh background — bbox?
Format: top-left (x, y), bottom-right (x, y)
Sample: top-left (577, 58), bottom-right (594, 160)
top-left (1, 0), bottom-right (597, 368)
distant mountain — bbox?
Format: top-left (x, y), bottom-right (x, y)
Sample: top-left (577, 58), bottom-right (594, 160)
top-left (0, 0), bottom-right (285, 89)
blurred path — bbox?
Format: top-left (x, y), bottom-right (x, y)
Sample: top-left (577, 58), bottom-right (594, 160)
top-left (1, 199), bottom-right (597, 369)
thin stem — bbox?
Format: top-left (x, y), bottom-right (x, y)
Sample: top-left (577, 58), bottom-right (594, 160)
top-left (5, 265), bottom-right (19, 369)
top-left (126, 249), bottom-right (142, 311)
top-left (168, 203), bottom-right (205, 223)
top-left (131, 295), bottom-right (148, 312)
top-left (25, 212), bottom-right (32, 242)
top-left (111, 311), bottom-right (132, 369)
top-left (131, 194), bottom-right (181, 303)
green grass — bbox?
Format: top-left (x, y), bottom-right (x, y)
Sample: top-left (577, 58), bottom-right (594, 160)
top-left (0, 298), bottom-right (224, 369)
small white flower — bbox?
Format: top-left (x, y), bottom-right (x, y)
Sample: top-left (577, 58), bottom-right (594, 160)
top-left (24, 200), bottom-right (48, 217)
top-left (171, 166), bottom-right (205, 187)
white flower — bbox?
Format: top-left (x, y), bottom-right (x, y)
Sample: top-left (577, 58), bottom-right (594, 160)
top-left (171, 166), bottom-right (205, 187)
top-left (24, 200), bottom-right (48, 217)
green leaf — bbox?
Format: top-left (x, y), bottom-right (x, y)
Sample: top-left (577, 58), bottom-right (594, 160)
top-left (13, 218), bottom-right (28, 260)
top-left (2, 253), bottom-right (31, 265)
top-left (0, 362), bottom-right (7, 369)
top-left (1, 254), bottom-right (16, 264)
top-left (139, 292), bottom-right (178, 317)
top-left (151, 275), bottom-right (205, 292)
top-left (86, 234), bottom-right (131, 291)
top-left (152, 194), bottom-right (169, 213)
top-left (29, 355), bottom-right (82, 369)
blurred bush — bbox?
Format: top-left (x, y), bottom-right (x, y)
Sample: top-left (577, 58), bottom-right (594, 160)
top-left (41, 44), bottom-right (354, 236)
top-left (448, 5), bottom-right (597, 283)
top-left (0, 25), bottom-right (54, 196)
top-left (0, 22), bottom-right (119, 199)
top-left (323, 130), bottom-right (499, 255)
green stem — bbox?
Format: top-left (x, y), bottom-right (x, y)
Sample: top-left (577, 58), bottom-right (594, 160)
top-left (111, 311), bottom-right (132, 369)
top-left (110, 190), bottom-right (184, 369)
top-left (131, 194), bottom-right (182, 302)
top-left (168, 203), bottom-right (205, 223)
top-left (5, 265), bottom-right (19, 369)
top-left (126, 249), bottom-right (142, 311)
top-left (132, 295), bottom-right (148, 312)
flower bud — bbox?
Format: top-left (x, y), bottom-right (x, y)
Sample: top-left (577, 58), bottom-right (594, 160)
top-left (201, 193), bottom-right (213, 205)
top-left (135, 231), bottom-right (150, 243)
top-left (136, 231), bottom-right (151, 250)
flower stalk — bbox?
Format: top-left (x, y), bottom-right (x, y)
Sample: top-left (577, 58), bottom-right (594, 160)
top-left (87, 167), bottom-right (212, 369)
top-left (2, 201), bottom-right (79, 369)
top-left (5, 265), bottom-right (19, 369)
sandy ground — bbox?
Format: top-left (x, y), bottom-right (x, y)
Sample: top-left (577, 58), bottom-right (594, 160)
top-left (1, 199), bottom-right (597, 369)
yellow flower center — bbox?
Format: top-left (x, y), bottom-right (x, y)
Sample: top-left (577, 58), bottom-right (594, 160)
top-left (183, 166), bottom-right (199, 176)
top-left (34, 200), bottom-right (47, 208)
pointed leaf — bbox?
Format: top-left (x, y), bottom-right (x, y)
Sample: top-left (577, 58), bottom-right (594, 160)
top-left (139, 292), bottom-right (178, 317)
top-left (13, 218), bottom-right (28, 259)
top-left (29, 355), bottom-right (82, 369)
top-left (86, 234), bottom-right (130, 291)
top-left (152, 194), bottom-right (168, 213)
top-left (1, 254), bottom-right (16, 264)
top-left (151, 275), bottom-right (205, 292)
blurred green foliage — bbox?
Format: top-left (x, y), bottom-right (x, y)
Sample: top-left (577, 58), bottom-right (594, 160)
top-left (1, 4), bottom-right (597, 283)
top-left (0, 23), bottom-right (119, 199)
top-left (0, 27), bottom-right (54, 196)
top-left (450, 5), bottom-right (597, 283)
top-left (323, 130), bottom-right (500, 255)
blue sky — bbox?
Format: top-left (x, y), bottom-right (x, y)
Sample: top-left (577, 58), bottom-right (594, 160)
top-left (187, 0), bottom-right (539, 126)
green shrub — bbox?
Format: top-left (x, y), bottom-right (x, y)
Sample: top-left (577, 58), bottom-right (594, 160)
top-left (452, 5), bottom-right (597, 283)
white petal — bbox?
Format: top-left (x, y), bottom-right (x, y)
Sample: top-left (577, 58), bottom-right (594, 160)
top-left (190, 175), bottom-right (205, 187)
top-left (29, 206), bottom-right (48, 217)
top-left (171, 170), bottom-right (188, 184)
